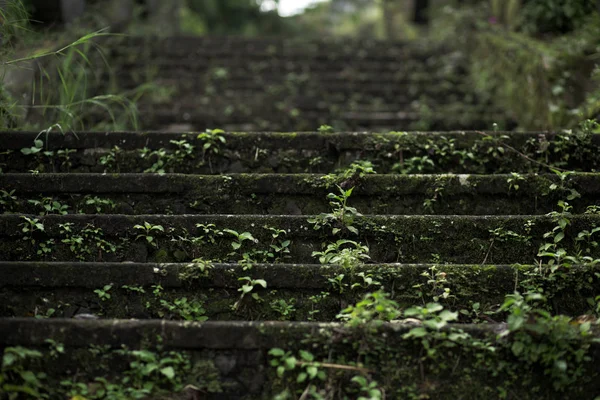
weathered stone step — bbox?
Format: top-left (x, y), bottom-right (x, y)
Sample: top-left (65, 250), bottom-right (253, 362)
top-left (107, 36), bottom-right (435, 60)
top-left (2, 131), bottom-right (598, 174)
top-left (125, 78), bottom-right (474, 98)
top-left (121, 58), bottom-right (463, 78)
top-left (119, 70), bottom-right (468, 88)
top-left (1, 262), bottom-right (597, 320)
top-left (2, 173), bottom-right (598, 215)
top-left (130, 107), bottom-right (502, 132)
top-left (1, 319), bottom-right (598, 399)
top-left (1, 214), bottom-right (598, 264)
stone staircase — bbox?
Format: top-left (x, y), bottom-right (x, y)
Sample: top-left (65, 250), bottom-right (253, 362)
top-left (90, 36), bottom-right (509, 132)
top-left (1, 37), bottom-right (600, 399)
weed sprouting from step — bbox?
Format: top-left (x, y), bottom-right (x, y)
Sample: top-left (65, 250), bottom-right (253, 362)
top-left (0, 346), bottom-right (46, 398)
top-left (179, 259), bottom-right (214, 282)
top-left (94, 284), bottom-right (113, 302)
top-left (99, 145), bottom-right (123, 173)
top-left (81, 196), bottom-right (117, 214)
top-left (134, 221), bottom-right (165, 248)
top-left (159, 297), bottom-right (208, 321)
top-left (497, 292), bottom-right (596, 390)
top-left (27, 197), bottom-right (70, 216)
top-left (0, 189), bottom-right (17, 212)
top-left (312, 239), bottom-right (370, 269)
top-left (507, 172), bottom-right (525, 191)
top-left (19, 216), bottom-right (44, 245)
top-left (197, 128), bottom-right (226, 173)
top-left (60, 222), bottom-right (116, 261)
top-left (269, 297), bottom-right (297, 321)
top-left (308, 185), bottom-right (362, 235)
top-left (233, 277), bottom-right (267, 311)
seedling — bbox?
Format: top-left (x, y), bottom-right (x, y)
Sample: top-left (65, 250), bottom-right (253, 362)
top-left (232, 277), bottom-right (267, 310)
top-left (312, 239), bottom-right (370, 269)
top-left (20, 216), bottom-right (44, 245)
top-left (134, 222), bottom-right (164, 248)
top-left (94, 284), bottom-right (113, 301)
top-left (308, 185), bottom-right (362, 235)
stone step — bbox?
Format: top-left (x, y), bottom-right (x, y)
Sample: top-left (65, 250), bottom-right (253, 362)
top-left (105, 36), bottom-right (436, 60)
top-left (118, 57), bottom-right (461, 75)
top-left (2, 131), bottom-right (598, 174)
top-left (118, 76), bottom-right (475, 98)
top-left (1, 262), bottom-right (597, 320)
top-left (128, 108), bottom-right (502, 132)
top-left (1, 214), bottom-right (598, 264)
top-left (1, 173), bottom-right (599, 215)
top-left (117, 70), bottom-right (468, 87)
top-left (1, 319), bottom-right (598, 399)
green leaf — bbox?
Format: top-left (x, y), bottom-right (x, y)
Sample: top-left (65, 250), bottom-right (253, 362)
top-left (160, 366), bottom-right (175, 380)
top-left (299, 350), bottom-right (314, 362)
top-left (269, 348), bottom-right (285, 357)
top-left (297, 372), bottom-right (307, 383)
top-left (511, 341), bottom-right (524, 356)
top-left (426, 303), bottom-right (443, 313)
top-left (554, 232), bottom-right (565, 243)
top-left (306, 366), bottom-right (318, 379)
top-left (254, 279), bottom-right (267, 288)
top-left (438, 310), bottom-right (458, 322)
top-left (403, 327), bottom-right (427, 338)
top-left (241, 284), bottom-right (253, 294)
top-left (284, 356), bottom-right (297, 370)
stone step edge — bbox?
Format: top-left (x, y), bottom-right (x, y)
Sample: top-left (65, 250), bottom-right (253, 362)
top-left (7, 319), bottom-right (595, 350)
top-left (0, 262), bottom-right (543, 289)
top-left (2, 173), bottom-right (599, 195)
top-left (0, 131), bottom-right (567, 150)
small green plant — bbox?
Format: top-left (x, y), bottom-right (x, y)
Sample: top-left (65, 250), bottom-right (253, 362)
top-left (178, 259), bottom-right (214, 282)
top-left (44, 339), bottom-right (65, 360)
top-left (159, 297), bottom-right (208, 321)
top-left (0, 189), bottom-right (17, 212)
top-left (60, 223), bottom-right (116, 261)
top-left (20, 216), bottom-right (44, 245)
top-left (328, 273), bottom-right (348, 294)
top-left (338, 290), bottom-right (401, 327)
top-left (28, 197), bottom-right (69, 215)
top-left (498, 292), bottom-right (595, 390)
top-left (317, 124), bottom-right (334, 133)
top-left (412, 266), bottom-right (454, 304)
top-left (270, 298), bottom-right (296, 320)
top-left (312, 239), bottom-right (370, 269)
top-left (20, 139), bottom-right (44, 156)
top-left (269, 348), bottom-right (327, 385)
top-left (121, 285), bottom-right (146, 294)
top-left (99, 145), bottom-right (122, 172)
top-left (308, 185), bottom-right (362, 235)
top-left (81, 195), bottom-right (116, 213)
top-left (197, 128), bottom-right (226, 172)
top-left (94, 284), bottom-right (113, 301)
top-left (134, 221), bottom-right (165, 248)
top-left (340, 160), bottom-right (376, 180)
top-left (223, 229), bottom-right (258, 259)
top-left (1, 346), bottom-right (47, 398)
top-left (538, 201), bottom-right (575, 270)
top-left (233, 277), bottom-right (267, 310)
top-left (351, 375), bottom-right (383, 400)
top-left (548, 170), bottom-right (581, 201)
top-left (507, 172), bottom-right (525, 191)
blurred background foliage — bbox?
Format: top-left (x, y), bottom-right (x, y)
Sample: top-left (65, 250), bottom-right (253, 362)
top-left (2, 0), bottom-right (600, 131)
